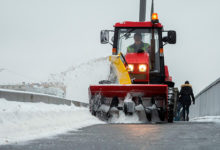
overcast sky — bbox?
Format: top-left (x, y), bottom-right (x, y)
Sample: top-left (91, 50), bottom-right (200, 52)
top-left (0, 0), bottom-right (220, 94)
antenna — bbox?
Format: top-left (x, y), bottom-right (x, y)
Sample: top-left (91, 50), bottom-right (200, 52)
top-left (151, 0), bottom-right (154, 20)
top-left (139, 0), bottom-right (147, 22)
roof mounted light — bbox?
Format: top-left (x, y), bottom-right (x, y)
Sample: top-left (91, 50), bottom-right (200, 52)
top-left (151, 13), bottom-right (159, 24)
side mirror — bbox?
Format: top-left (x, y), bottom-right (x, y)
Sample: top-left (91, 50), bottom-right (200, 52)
top-left (100, 30), bottom-right (109, 44)
top-left (162, 30), bottom-right (176, 44)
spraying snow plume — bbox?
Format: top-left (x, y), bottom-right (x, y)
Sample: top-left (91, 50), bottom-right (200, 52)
top-left (48, 57), bottom-right (110, 103)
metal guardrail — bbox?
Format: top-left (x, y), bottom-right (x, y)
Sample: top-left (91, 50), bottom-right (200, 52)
top-left (0, 89), bottom-right (88, 107)
top-left (190, 77), bottom-right (220, 118)
top-left (195, 77), bottom-right (220, 98)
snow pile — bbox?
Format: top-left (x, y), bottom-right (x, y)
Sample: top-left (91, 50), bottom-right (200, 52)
top-left (49, 57), bottom-right (110, 103)
top-left (0, 98), bottom-right (104, 145)
top-left (190, 116), bottom-right (220, 123)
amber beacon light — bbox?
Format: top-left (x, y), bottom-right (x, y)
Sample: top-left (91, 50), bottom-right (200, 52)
top-left (151, 13), bottom-right (159, 23)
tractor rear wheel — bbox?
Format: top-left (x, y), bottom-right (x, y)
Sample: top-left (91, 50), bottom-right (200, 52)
top-left (168, 87), bottom-right (175, 123)
top-left (168, 108), bottom-right (174, 123)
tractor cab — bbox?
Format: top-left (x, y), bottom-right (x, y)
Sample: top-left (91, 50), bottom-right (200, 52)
top-left (101, 17), bottom-right (176, 84)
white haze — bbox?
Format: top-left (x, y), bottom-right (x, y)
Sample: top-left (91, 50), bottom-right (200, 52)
top-left (0, 0), bottom-right (220, 95)
top-left (48, 57), bottom-right (110, 102)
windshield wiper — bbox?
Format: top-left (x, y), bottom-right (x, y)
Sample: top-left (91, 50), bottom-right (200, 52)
top-left (120, 29), bottom-right (135, 39)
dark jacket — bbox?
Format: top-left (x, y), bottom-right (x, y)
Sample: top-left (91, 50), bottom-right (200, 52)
top-left (179, 84), bottom-right (195, 105)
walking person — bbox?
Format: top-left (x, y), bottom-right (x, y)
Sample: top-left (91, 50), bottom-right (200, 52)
top-left (179, 81), bottom-right (195, 121)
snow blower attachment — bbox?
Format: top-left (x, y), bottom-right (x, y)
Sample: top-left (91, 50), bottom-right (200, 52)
top-left (89, 0), bottom-right (178, 123)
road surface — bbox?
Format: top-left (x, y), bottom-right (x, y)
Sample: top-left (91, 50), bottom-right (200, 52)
top-left (1, 122), bottom-right (220, 150)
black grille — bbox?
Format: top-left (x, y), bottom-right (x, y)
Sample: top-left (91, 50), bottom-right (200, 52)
top-left (130, 73), bottom-right (146, 80)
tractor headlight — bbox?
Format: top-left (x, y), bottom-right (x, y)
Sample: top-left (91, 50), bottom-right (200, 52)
top-left (139, 64), bottom-right (147, 72)
top-left (127, 64), bottom-right (134, 72)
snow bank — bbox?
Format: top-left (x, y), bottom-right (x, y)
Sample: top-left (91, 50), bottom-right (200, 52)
top-left (49, 57), bottom-right (110, 103)
top-left (0, 98), bottom-right (104, 145)
top-left (190, 116), bottom-right (220, 123)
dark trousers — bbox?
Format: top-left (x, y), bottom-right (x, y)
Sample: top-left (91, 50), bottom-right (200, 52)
top-left (182, 104), bottom-right (190, 121)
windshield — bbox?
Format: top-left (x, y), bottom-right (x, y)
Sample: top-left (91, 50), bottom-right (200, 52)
top-left (117, 28), bottom-right (160, 72)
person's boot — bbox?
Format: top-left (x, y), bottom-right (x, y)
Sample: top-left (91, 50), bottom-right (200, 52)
top-left (186, 116), bottom-right (189, 121)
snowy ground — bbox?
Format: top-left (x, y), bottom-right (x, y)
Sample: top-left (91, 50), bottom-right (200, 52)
top-left (109, 111), bottom-right (143, 124)
top-left (0, 98), bottom-right (104, 145)
top-left (190, 116), bottom-right (220, 123)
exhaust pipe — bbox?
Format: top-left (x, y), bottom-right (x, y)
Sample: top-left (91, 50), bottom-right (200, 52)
top-left (139, 0), bottom-right (146, 22)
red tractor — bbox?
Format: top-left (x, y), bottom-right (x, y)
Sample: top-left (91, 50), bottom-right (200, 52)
top-left (89, 0), bottom-right (178, 123)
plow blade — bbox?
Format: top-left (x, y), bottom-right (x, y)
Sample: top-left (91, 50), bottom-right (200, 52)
top-left (89, 84), bottom-right (168, 98)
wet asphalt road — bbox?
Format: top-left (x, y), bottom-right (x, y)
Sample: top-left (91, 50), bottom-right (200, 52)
top-left (1, 122), bottom-right (220, 150)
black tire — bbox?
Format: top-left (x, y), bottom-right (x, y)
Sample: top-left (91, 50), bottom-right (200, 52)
top-left (168, 107), bottom-right (174, 123)
top-left (158, 108), bottom-right (165, 121)
top-left (146, 112), bottom-right (152, 122)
